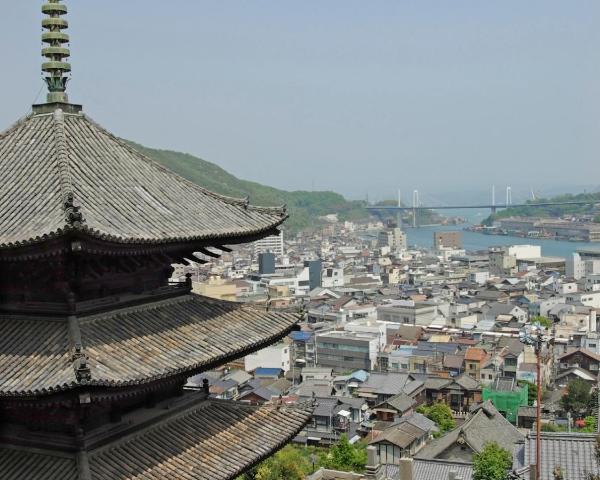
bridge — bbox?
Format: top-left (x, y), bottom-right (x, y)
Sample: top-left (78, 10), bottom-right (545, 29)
top-left (366, 187), bottom-right (597, 227)
top-left (367, 200), bottom-right (594, 212)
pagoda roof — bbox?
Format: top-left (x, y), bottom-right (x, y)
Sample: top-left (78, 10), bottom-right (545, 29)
top-left (0, 399), bottom-right (312, 480)
top-left (0, 294), bottom-right (298, 397)
top-left (0, 109), bottom-right (286, 251)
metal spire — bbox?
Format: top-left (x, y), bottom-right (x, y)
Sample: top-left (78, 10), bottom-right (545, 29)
top-left (42, 1), bottom-right (71, 103)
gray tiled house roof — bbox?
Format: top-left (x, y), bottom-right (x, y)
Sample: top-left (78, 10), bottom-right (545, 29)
top-left (513, 432), bottom-right (600, 480)
top-left (0, 110), bottom-right (286, 249)
top-left (416, 401), bottom-right (524, 462)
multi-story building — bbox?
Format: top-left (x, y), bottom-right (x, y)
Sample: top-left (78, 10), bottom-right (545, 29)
top-left (378, 225), bottom-right (407, 253)
top-left (254, 231), bottom-right (284, 257)
top-left (464, 347), bottom-right (490, 381)
top-left (377, 300), bottom-right (438, 326)
top-left (434, 231), bottom-right (462, 249)
top-left (489, 245), bottom-right (542, 275)
top-left (245, 342), bottom-right (292, 374)
top-left (315, 331), bottom-right (380, 371)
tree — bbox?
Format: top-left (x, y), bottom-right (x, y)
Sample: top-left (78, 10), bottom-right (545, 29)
top-left (561, 379), bottom-right (592, 415)
top-left (518, 379), bottom-right (546, 407)
top-left (417, 402), bottom-right (456, 434)
top-left (472, 442), bottom-right (513, 480)
top-left (242, 445), bottom-right (310, 480)
top-left (321, 435), bottom-right (367, 473)
top-left (531, 315), bottom-right (552, 329)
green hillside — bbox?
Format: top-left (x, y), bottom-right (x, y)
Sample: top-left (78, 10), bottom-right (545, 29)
top-left (483, 191), bottom-right (600, 225)
top-left (129, 142), bottom-right (368, 232)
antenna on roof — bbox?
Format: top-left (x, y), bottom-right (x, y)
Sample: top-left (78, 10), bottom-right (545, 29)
top-left (42, 1), bottom-right (71, 103)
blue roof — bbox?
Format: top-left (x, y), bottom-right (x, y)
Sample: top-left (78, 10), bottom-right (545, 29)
top-left (254, 367), bottom-right (282, 377)
top-left (350, 370), bottom-right (369, 382)
top-left (290, 331), bottom-right (313, 342)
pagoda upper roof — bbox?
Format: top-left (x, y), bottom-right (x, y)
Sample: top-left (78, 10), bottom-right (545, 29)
top-left (0, 108), bottom-right (286, 250)
top-left (0, 293), bottom-right (298, 397)
top-left (0, 397), bottom-right (312, 480)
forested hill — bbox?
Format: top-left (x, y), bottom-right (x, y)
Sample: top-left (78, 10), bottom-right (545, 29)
top-left (483, 191), bottom-right (600, 225)
top-left (128, 142), bottom-right (368, 232)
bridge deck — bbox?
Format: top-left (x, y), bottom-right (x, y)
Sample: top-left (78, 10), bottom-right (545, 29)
top-left (366, 201), bottom-right (595, 211)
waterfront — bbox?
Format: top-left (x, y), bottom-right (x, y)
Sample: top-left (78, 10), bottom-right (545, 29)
top-left (405, 223), bottom-right (598, 258)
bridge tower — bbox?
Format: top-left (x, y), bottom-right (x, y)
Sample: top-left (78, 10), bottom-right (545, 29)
top-left (412, 190), bottom-right (419, 228)
top-left (491, 185), bottom-right (497, 214)
top-left (397, 189), bottom-right (402, 230)
top-left (506, 186), bottom-right (512, 206)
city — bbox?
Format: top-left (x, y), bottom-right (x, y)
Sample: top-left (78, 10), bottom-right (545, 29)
top-left (175, 217), bottom-right (600, 479)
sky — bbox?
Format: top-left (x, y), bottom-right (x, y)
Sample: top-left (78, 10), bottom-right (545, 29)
top-left (3, 1), bottom-right (600, 203)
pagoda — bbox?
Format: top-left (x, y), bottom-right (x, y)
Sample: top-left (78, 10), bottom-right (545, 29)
top-left (0, 3), bottom-right (311, 479)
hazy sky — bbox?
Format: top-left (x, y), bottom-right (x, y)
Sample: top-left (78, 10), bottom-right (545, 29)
top-left (3, 1), bottom-right (600, 202)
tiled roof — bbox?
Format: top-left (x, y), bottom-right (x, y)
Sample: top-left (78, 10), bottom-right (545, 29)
top-left (0, 400), bottom-right (312, 480)
top-left (413, 459), bottom-right (473, 480)
top-left (0, 447), bottom-right (77, 480)
top-left (416, 401), bottom-right (524, 461)
top-left (465, 347), bottom-right (488, 362)
top-left (0, 110), bottom-right (286, 250)
top-left (88, 399), bottom-right (312, 480)
top-left (513, 432), bottom-right (600, 480)
top-left (370, 421), bottom-right (425, 449)
top-left (0, 294), bottom-right (298, 396)
top-left (375, 393), bottom-right (415, 413)
top-left (360, 372), bottom-right (412, 396)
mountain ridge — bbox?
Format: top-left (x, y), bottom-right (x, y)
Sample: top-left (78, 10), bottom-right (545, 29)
top-left (128, 141), bottom-right (368, 233)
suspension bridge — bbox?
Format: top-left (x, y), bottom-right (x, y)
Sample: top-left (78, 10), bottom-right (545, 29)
top-left (366, 186), bottom-right (597, 227)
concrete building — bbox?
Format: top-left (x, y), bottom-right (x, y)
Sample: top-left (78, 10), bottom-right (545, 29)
top-left (378, 224), bottom-right (407, 253)
top-left (192, 276), bottom-right (236, 301)
top-left (322, 267), bottom-right (345, 288)
top-left (245, 342), bottom-right (291, 374)
top-left (566, 253), bottom-right (586, 280)
top-left (377, 300), bottom-right (438, 327)
top-left (469, 271), bottom-right (490, 285)
top-left (489, 245), bottom-right (542, 276)
top-left (258, 252), bottom-right (275, 274)
top-left (316, 331), bottom-right (380, 371)
top-left (253, 231), bottom-right (284, 257)
top-left (433, 231), bottom-right (462, 249)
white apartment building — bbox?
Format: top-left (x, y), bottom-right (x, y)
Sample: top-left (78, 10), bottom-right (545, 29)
top-left (378, 227), bottom-right (407, 253)
top-left (245, 342), bottom-right (291, 373)
top-left (253, 231), bottom-right (284, 257)
top-left (566, 253), bottom-right (586, 280)
top-left (322, 267), bottom-right (345, 288)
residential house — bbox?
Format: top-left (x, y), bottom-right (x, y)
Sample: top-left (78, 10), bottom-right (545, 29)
top-left (558, 349), bottom-right (600, 380)
top-left (464, 347), bottom-right (490, 381)
top-left (373, 393), bottom-right (416, 422)
top-left (423, 375), bottom-right (482, 412)
top-left (369, 414), bottom-right (436, 464)
top-left (415, 401), bottom-right (524, 463)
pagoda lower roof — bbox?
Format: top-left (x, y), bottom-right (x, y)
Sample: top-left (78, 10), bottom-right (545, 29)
top-left (0, 398), bottom-right (312, 480)
top-left (0, 294), bottom-right (298, 397)
top-left (0, 109), bottom-right (286, 250)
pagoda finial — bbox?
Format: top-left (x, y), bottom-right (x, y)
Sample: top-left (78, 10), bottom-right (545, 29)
top-left (42, 1), bottom-right (71, 104)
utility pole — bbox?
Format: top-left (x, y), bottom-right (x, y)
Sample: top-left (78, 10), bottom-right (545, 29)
top-left (519, 322), bottom-right (550, 480)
